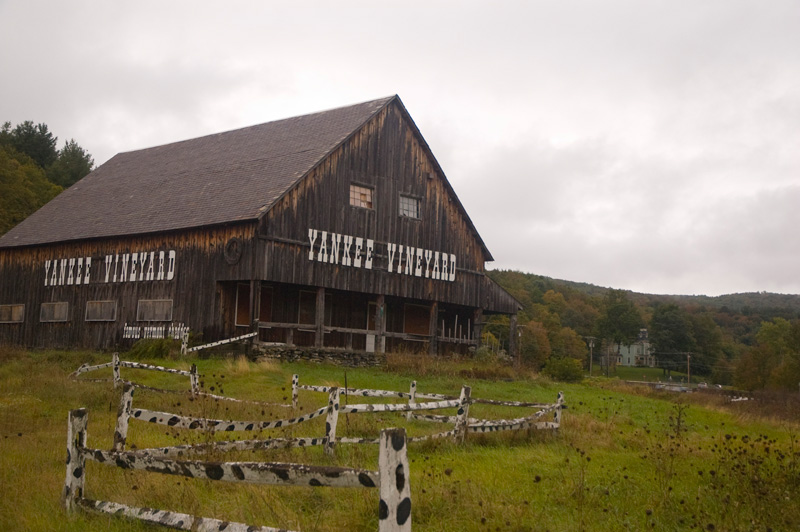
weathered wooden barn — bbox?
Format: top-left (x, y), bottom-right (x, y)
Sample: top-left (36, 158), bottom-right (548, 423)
top-left (0, 96), bottom-right (520, 354)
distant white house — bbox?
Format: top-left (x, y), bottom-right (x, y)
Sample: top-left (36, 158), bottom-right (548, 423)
top-left (617, 329), bottom-right (656, 367)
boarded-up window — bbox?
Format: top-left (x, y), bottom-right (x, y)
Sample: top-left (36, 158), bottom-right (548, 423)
top-left (349, 184), bottom-right (373, 209)
top-left (259, 287), bottom-right (273, 322)
top-left (85, 301), bottom-right (117, 322)
top-left (0, 304), bottom-right (24, 323)
top-left (399, 195), bottom-right (420, 219)
top-left (403, 304), bottom-right (430, 335)
top-left (236, 283), bottom-right (250, 326)
top-left (40, 302), bottom-right (69, 323)
top-left (137, 300), bottom-right (173, 322)
top-left (298, 290), bottom-right (316, 325)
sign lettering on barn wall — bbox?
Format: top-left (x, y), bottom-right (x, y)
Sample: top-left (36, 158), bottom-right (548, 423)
top-left (307, 229), bottom-right (456, 281)
top-left (44, 250), bottom-right (176, 287)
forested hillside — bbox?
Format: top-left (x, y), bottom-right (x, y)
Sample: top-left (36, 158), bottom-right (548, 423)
top-left (0, 121), bottom-right (93, 235)
top-left (487, 270), bottom-right (800, 391)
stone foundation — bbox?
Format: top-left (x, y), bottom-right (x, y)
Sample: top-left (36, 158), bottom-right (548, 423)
top-left (253, 345), bottom-right (386, 367)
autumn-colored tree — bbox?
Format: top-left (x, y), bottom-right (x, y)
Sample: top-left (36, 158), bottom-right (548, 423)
top-left (519, 320), bottom-right (551, 369)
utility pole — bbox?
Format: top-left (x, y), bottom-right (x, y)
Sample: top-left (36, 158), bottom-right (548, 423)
top-left (687, 354), bottom-right (691, 387)
top-left (585, 336), bottom-right (596, 376)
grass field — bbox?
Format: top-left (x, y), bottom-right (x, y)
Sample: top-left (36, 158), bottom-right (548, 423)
top-left (1, 347), bottom-right (799, 531)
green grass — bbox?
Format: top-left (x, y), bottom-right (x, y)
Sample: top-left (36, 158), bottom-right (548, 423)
top-left (1, 347), bottom-right (799, 531)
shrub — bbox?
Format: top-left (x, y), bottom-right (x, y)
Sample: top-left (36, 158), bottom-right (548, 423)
top-left (543, 356), bottom-right (584, 382)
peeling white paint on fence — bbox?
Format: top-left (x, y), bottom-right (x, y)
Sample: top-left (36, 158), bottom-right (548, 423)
top-left (63, 409), bottom-right (410, 532)
top-left (186, 331), bottom-right (257, 353)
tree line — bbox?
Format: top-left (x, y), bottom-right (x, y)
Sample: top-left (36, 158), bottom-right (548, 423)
top-left (0, 121), bottom-right (94, 236)
top-left (487, 270), bottom-right (800, 391)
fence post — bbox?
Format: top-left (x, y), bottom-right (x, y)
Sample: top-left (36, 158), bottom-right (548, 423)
top-left (378, 428), bottom-right (411, 532)
top-left (113, 383), bottom-right (135, 451)
top-left (406, 381), bottom-right (416, 421)
top-left (112, 352), bottom-right (121, 388)
top-left (454, 385), bottom-right (471, 444)
top-left (190, 364), bottom-right (199, 395)
top-left (181, 331), bottom-right (189, 356)
top-left (62, 408), bottom-right (88, 512)
top-left (292, 374), bottom-right (299, 410)
top-left (554, 391), bottom-right (565, 428)
top-left (325, 387), bottom-right (340, 455)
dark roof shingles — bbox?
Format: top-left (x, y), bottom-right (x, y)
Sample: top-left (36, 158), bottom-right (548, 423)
top-left (0, 97), bottom-right (393, 248)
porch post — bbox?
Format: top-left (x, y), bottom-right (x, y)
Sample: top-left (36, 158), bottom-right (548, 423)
top-left (428, 301), bottom-right (438, 355)
top-left (472, 308), bottom-right (483, 346)
top-left (376, 294), bottom-right (385, 354)
top-left (315, 287), bottom-right (325, 348)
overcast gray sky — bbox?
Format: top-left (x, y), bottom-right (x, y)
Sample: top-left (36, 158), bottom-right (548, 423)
top-left (2, 0), bottom-right (798, 297)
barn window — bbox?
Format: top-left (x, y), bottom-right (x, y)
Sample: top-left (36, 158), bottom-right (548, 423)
top-left (40, 302), bottom-right (69, 322)
top-left (399, 194), bottom-right (420, 219)
top-left (86, 300), bottom-right (117, 322)
top-left (137, 299), bottom-right (173, 322)
top-left (349, 184), bottom-right (373, 209)
top-left (0, 304), bottom-right (24, 323)
top-left (298, 290), bottom-right (316, 325)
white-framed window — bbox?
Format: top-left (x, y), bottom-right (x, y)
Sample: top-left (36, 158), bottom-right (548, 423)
top-left (85, 300), bottom-right (117, 322)
top-left (137, 299), bottom-right (173, 322)
top-left (349, 184), bottom-right (373, 209)
top-left (399, 194), bottom-right (420, 219)
top-left (0, 304), bottom-right (24, 323)
top-left (40, 302), bottom-right (69, 323)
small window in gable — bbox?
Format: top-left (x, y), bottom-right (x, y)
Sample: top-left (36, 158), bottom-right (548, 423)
top-left (41, 302), bottom-right (69, 322)
top-left (349, 184), bottom-right (373, 209)
top-left (399, 194), bottom-right (420, 219)
top-left (0, 304), bottom-right (24, 323)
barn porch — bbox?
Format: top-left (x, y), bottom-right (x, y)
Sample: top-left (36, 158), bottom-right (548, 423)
top-left (220, 281), bottom-right (487, 355)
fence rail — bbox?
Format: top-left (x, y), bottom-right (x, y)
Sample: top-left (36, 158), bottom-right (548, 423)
top-left (71, 354), bottom-right (291, 408)
top-left (63, 408), bottom-right (411, 531)
top-left (292, 374), bottom-right (564, 447)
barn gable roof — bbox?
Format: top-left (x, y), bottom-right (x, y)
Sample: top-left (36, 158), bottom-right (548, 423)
top-left (0, 96), bottom-right (492, 259)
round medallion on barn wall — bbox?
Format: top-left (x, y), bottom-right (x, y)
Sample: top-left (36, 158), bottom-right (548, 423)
top-left (224, 237), bottom-right (243, 265)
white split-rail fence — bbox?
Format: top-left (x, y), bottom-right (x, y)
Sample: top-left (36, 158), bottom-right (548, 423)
top-left (292, 375), bottom-right (565, 446)
top-left (70, 353), bottom-right (291, 408)
top-left (62, 408), bottom-right (412, 532)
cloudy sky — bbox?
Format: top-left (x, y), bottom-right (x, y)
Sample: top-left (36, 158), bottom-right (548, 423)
top-left (2, 0), bottom-right (798, 297)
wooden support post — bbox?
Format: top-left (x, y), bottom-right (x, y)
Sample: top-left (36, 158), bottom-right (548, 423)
top-left (291, 374), bottom-right (299, 410)
top-left (62, 408), bottom-right (88, 512)
top-left (251, 280), bottom-right (262, 347)
top-left (376, 294), bottom-right (385, 354)
top-left (554, 391), bottom-right (565, 428)
top-left (315, 287), bottom-right (325, 348)
top-left (378, 428), bottom-right (411, 532)
top-left (286, 327), bottom-right (294, 346)
top-left (113, 383), bottom-right (135, 451)
top-left (181, 331), bottom-right (189, 356)
top-left (406, 381), bottom-right (417, 421)
top-left (509, 314), bottom-right (519, 367)
top-left (190, 364), bottom-right (199, 395)
top-left (428, 302), bottom-right (438, 355)
top-left (112, 352), bottom-right (120, 388)
top-left (346, 332), bottom-right (353, 350)
top-left (473, 308), bottom-right (483, 345)
top-left (324, 387), bottom-right (340, 455)
top-left (454, 385), bottom-right (472, 444)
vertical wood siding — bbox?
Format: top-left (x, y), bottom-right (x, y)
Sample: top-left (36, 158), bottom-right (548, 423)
top-left (0, 224), bottom-right (255, 348)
